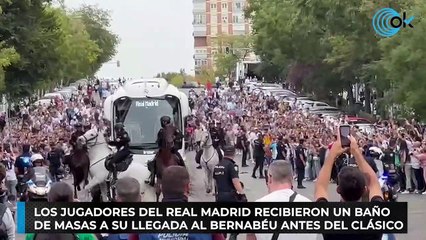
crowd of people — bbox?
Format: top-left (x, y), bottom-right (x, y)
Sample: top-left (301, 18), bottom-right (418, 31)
top-left (0, 75), bottom-right (421, 239)
top-left (186, 80), bottom-right (426, 196)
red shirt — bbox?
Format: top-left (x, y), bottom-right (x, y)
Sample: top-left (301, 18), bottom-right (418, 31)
top-left (206, 81), bottom-right (212, 91)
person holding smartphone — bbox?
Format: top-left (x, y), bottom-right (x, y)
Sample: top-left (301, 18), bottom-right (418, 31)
top-left (315, 127), bottom-right (384, 240)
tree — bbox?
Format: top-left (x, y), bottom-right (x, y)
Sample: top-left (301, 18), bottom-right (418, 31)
top-left (377, 1), bottom-right (426, 119)
top-left (154, 71), bottom-right (195, 87)
top-left (247, 0), bottom-right (419, 117)
top-left (74, 5), bottom-right (119, 76)
top-left (197, 67), bottom-right (215, 85)
top-left (0, 1), bottom-right (119, 99)
top-left (0, 0), bottom-right (65, 97)
top-left (155, 72), bottom-right (181, 82)
top-left (0, 42), bottom-right (19, 92)
top-left (170, 75), bottom-right (185, 87)
top-left (0, 6), bottom-right (20, 92)
top-left (214, 35), bottom-right (252, 79)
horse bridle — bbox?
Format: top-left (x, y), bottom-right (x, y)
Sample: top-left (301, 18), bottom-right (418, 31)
top-left (200, 131), bottom-right (217, 164)
top-left (200, 131), bottom-right (213, 148)
top-left (83, 133), bottom-right (98, 147)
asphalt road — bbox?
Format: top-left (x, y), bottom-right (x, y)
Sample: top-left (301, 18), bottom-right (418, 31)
top-left (16, 88), bottom-right (422, 239)
top-left (16, 150), bottom-right (423, 239)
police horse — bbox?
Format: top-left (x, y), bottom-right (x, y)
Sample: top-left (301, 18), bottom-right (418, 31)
top-left (199, 130), bottom-right (220, 194)
top-left (77, 128), bottom-right (150, 202)
top-left (153, 124), bottom-right (185, 202)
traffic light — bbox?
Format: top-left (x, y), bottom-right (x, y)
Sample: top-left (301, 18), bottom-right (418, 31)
top-left (225, 47), bottom-right (230, 54)
top-left (117, 61), bottom-right (120, 67)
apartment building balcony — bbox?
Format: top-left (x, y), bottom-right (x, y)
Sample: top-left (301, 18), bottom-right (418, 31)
top-left (193, 24), bottom-right (207, 37)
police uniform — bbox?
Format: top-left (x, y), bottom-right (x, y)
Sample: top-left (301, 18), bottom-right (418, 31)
top-left (69, 123), bottom-right (84, 148)
top-left (107, 123), bottom-right (132, 171)
top-left (156, 116), bottom-right (185, 166)
top-left (213, 154), bottom-right (240, 202)
top-left (215, 124), bottom-right (226, 149)
top-left (207, 123), bottom-right (224, 160)
top-left (381, 148), bottom-right (398, 184)
top-left (213, 145), bottom-right (242, 240)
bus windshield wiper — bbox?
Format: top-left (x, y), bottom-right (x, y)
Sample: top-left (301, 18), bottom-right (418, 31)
top-left (129, 143), bottom-right (158, 150)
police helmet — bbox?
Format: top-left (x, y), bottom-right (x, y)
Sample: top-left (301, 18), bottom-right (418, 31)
top-left (114, 122), bottom-right (125, 131)
top-left (31, 153), bottom-right (44, 163)
top-left (369, 146), bottom-right (383, 158)
top-left (160, 116), bottom-right (171, 128)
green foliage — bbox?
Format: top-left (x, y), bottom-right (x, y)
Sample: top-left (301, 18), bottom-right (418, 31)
top-left (170, 75), bottom-right (185, 88)
top-left (0, 1), bottom-right (118, 98)
top-left (74, 5), bottom-right (119, 74)
top-left (155, 72), bottom-right (182, 82)
top-left (154, 70), bottom-right (195, 87)
top-left (377, 1), bottom-right (426, 119)
top-left (197, 67), bottom-right (215, 85)
top-left (214, 35), bottom-right (252, 79)
top-left (214, 53), bottom-right (238, 79)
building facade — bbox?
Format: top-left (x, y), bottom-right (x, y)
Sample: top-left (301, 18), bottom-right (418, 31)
top-left (193, 0), bottom-right (251, 75)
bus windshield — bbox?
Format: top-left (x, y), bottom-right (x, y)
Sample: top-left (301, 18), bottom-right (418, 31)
top-left (113, 96), bottom-right (182, 149)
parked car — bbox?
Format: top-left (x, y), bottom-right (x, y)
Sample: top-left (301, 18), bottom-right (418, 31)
top-left (311, 101), bottom-right (330, 108)
top-left (33, 99), bottom-right (52, 107)
top-left (55, 90), bottom-right (73, 100)
top-left (347, 116), bottom-right (372, 124)
top-left (43, 93), bottom-right (64, 101)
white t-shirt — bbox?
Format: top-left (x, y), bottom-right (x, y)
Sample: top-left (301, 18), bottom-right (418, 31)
top-left (255, 189), bottom-right (317, 240)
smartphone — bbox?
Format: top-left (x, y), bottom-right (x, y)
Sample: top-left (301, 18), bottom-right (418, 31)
top-left (339, 125), bottom-right (351, 148)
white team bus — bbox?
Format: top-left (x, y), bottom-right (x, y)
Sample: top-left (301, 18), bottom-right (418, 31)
top-left (103, 78), bottom-right (190, 164)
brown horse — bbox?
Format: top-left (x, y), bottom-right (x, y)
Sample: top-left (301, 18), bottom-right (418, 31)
top-left (154, 124), bottom-right (183, 202)
top-left (63, 146), bottom-right (90, 199)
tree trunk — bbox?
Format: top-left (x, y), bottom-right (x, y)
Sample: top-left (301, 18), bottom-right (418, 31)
top-left (364, 84), bottom-right (372, 114)
top-left (346, 83), bottom-right (354, 106)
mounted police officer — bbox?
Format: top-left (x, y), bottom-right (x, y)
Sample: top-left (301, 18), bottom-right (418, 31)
top-left (215, 122), bottom-right (226, 149)
top-left (69, 122), bottom-right (85, 149)
top-left (83, 122), bottom-right (91, 132)
top-left (195, 122), bottom-right (224, 166)
top-left (106, 123), bottom-right (132, 174)
top-left (210, 121), bottom-right (225, 151)
top-left (157, 116), bottom-right (184, 165)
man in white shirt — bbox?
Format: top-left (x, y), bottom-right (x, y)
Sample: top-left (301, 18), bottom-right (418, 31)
top-left (247, 160), bottom-right (317, 240)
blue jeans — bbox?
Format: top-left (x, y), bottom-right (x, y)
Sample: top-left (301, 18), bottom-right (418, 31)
top-left (312, 157), bottom-right (321, 179)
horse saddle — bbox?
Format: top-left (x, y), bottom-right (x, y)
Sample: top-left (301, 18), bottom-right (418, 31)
top-left (196, 149), bottom-right (222, 164)
top-left (104, 153), bottom-right (134, 173)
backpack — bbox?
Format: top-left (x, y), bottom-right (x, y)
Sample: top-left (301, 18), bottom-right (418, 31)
top-left (0, 203), bottom-right (9, 240)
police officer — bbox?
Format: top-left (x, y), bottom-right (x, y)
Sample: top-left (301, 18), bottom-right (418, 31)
top-left (47, 143), bottom-right (63, 182)
top-left (216, 122), bottom-right (226, 149)
top-left (381, 142), bottom-right (398, 184)
top-left (209, 122), bottom-right (224, 160)
top-left (15, 144), bottom-right (32, 195)
top-left (157, 116), bottom-right (185, 165)
top-left (83, 122), bottom-right (91, 132)
top-left (252, 133), bottom-right (265, 179)
top-left (107, 123), bottom-right (132, 173)
top-left (213, 145), bottom-right (246, 240)
top-left (213, 144), bottom-right (245, 200)
top-left (69, 122), bottom-right (84, 149)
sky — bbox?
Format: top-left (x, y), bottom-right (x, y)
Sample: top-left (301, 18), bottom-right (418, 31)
top-left (65, 0), bottom-right (195, 79)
